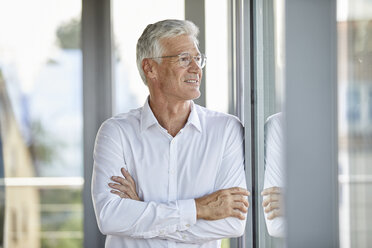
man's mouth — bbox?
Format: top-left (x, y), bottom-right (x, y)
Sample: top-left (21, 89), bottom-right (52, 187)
top-left (185, 79), bottom-right (199, 84)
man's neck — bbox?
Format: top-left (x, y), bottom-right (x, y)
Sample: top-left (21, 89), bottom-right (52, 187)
top-left (148, 96), bottom-right (191, 137)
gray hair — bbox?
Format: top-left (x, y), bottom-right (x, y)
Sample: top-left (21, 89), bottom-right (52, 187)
top-left (136, 19), bottom-right (199, 85)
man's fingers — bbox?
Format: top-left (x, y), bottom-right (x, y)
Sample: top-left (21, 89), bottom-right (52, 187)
top-left (110, 190), bottom-right (129, 199)
top-left (262, 194), bottom-right (281, 207)
top-left (121, 168), bottom-right (136, 186)
top-left (264, 201), bottom-right (280, 213)
top-left (231, 209), bottom-right (246, 220)
top-left (232, 195), bottom-right (249, 207)
top-left (109, 183), bottom-right (128, 192)
top-left (229, 187), bottom-right (250, 196)
top-left (111, 176), bottom-right (127, 185)
top-left (261, 186), bottom-right (281, 196)
top-left (111, 176), bottom-right (136, 192)
top-left (233, 202), bottom-right (248, 213)
top-left (109, 183), bottom-right (139, 200)
top-left (196, 187), bottom-right (251, 221)
top-left (267, 208), bottom-right (282, 220)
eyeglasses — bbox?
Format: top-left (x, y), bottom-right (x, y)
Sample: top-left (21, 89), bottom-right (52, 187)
top-left (150, 52), bottom-right (207, 69)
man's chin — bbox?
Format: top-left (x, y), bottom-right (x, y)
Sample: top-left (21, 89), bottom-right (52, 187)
top-left (190, 91), bottom-right (201, 100)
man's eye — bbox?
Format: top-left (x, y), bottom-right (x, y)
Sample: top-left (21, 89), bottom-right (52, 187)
top-left (194, 56), bottom-right (201, 62)
top-left (179, 56), bottom-right (190, 62)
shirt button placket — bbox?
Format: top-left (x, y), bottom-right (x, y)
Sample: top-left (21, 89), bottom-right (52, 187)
top-left (168, 138), bottom-right (178, 202)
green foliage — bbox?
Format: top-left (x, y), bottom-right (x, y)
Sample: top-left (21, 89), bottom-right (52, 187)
top-left (41, 211), bottom-right (82, 232)
top-left (28, 120), bottom-right (65, 168)
top-left (40, 189), bottom-right (83, 248)
top-left (40, 189), bottom-right (82, 204)
top-left (56, 18), bottom-right (81, 49)
top-left (41, 237), bottom-right (82, 248)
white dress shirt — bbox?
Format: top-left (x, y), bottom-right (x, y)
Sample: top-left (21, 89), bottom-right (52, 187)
top-left (92, 99), bottom-right (247, 248)
top-left (263, 112), bottom-right (286, 237)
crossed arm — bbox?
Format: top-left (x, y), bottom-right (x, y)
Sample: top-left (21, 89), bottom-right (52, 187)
top-left (92, 119), bottom-right (250, 244)
top-left (106, 167), bottom-right (249, 243)
top-left (261, 186), bottom-right (283, 220)
top-left (261, 113), bottom-right (285, 237)
top-left (110, 168), bottom-right (250, 221)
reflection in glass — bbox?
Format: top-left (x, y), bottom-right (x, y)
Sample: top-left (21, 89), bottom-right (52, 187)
top-left (253, 0), bottom-right (285, 246)
top-left (263, 112), bottom-right (284, 238)
top-left (0, 0), bottom-right (83, 247)
top-left (338, 0), bottom-right (372, 247)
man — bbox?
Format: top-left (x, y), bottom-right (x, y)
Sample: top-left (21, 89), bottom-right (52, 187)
top-left (92, 19), bottom-right (249, 248)
top-left (261, 112), bottom-right (285, 237)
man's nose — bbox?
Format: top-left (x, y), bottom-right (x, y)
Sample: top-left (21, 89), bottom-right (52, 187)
top-left (188, 58), bottom-right (201, 72)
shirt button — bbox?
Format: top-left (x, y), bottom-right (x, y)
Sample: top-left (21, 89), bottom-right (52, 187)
top-left (169, 169), bottom-right (174, 174)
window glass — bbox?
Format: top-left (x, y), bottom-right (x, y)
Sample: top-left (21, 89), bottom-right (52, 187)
top-left (369, 89), bottom-right (372, 121)
top-left (252, 0), bottom-right (285, 246)
top-left (205, 2), bottom-right (232, 247)
top-left (112, 0), bottom-right (184, 114)
top-left (338, 0), bottom-right (372, 247)
top-left (346, 87), bottom-right (361, 123)
top-left (205, 0), bottom-right (229, 113)
top-left (0, 0), bottom-right (83, 247)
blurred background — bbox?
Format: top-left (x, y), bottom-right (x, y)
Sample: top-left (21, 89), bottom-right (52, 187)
top-left (0, 0), bottom-right (370, 247)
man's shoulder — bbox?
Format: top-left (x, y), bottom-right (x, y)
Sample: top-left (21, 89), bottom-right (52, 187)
top-left (102, 107), bottom-right (142, 129)
top-left (265, 112), bottom-right (283, 130)
top-left (266, 112), bottom-right (282, 124)
top-left (195, 104), bottom-right (242, 127)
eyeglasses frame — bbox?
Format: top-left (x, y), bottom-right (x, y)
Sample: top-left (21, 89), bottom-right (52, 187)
top-left (148, 52), bottom-right (207, 69)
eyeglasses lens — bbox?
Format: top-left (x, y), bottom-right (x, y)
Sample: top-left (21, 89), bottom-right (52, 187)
top-left (179, 54), bottom-right (206, 68)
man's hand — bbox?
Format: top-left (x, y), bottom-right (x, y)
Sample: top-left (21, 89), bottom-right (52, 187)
top-left (261, 186), bottom-right (283, 220)
top-left (195, 187), bottom-right (250, 221)
top-left (109, 168), bottom-right (141, 201)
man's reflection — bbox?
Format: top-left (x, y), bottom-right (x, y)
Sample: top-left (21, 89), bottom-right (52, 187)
top-left (261, 112), bottom-right (285, 238)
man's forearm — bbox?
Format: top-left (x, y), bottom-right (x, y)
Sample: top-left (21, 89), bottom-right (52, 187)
top-left (156, 187), bottom-right (249, 244)
top-left (158, 215), bottom-right (246, 244)
top-left (106, 173), bottom-right (249, 242)
top-left (93, 192), bottom-right (197, 238)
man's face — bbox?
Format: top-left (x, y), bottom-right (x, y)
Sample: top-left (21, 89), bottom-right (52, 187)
top-left (154, 35), bottom-right (203, 101)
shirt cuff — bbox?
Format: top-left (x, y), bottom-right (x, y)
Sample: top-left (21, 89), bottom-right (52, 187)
top-left (178, 199), bottom-right (197, 230)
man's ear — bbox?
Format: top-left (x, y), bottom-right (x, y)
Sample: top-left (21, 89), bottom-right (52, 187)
top-left (142, 59), bottom-right (157, 81)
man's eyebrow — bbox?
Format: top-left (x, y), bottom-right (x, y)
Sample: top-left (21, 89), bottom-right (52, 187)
top-left (180, 51), bottom-right (202, 56)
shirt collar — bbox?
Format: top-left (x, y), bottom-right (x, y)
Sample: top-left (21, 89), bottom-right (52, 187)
top-left (140, 97), bottom-right (158, 132)
top-left (187, 101), bottom-right (202, 133)
top-left (140, 97), bottom-right (202, 133)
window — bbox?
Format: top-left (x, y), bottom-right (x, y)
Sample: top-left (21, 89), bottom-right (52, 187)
top-left (369, 89), bottom-right (372, 121)
top-left (251, 0), bottom-right (285, 246)
top-left (205, 0), bottom-right (230, 114)
top-left (346, 87), bottom-right (361, 123)
top-left (0, 1), bottom-right (83, 247)
top-left (112, 0), bottom-right (184, 115)
top-left (338, 0), bottom-right (372, 247)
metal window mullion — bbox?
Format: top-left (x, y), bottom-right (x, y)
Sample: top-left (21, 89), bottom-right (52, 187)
top-left (185, 0), bottom-right (206, 107)
top-left (234, 0), bottom-right (246, 246)
top-left (82, 0), bottom-right (113, 247)
top-left (228, 0), bottom-right (238, 118)
top-left (232, 0), bottom-right (254, 247)
top-left (242, 0), bottom-right (254, 247)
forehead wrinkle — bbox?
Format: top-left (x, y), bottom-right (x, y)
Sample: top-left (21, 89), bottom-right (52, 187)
top-left (161, 35), bottom-right (200, 56)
